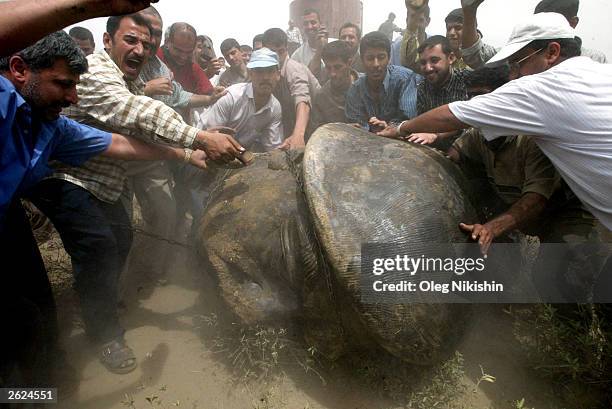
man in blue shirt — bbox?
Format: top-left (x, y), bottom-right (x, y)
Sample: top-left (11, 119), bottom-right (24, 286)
top-left (0, 31), bottom-right (208, 386)
top-left (345, 31), bottom-right (421, 132)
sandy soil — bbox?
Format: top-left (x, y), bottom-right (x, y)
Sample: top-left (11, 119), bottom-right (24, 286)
top-left (39, 229), bottom-right (571, 409)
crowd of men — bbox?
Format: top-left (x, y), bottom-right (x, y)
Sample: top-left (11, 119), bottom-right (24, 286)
top-left (1, 0), bottom-right (611, 394)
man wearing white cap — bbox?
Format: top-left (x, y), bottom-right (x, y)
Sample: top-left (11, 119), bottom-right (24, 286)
top-left (378, 12), bottom-right (612, 235)
top-left (197, 48), bottom-right (283, 151)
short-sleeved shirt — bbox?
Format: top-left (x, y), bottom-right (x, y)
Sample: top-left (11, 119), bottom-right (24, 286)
top-left (453, 129), bottom-right (560, 205)
top-left (0, 75), bottom-right (111, 226)
top-left (139, 55), bottom-right (193, 109)
top-left (157, 46), bottom-right (213, 95)
top-left (274, 56), bottom-right (321, 137)
top-left (345, 64), bottom-right (421, 128)
top-left (196, 82), bottom-right (282, 152)
top-left (449, 56), bottom-right (612, 230)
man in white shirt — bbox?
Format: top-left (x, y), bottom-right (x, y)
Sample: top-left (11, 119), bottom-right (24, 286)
top-left (379, 12), bottom-right (612, 235)
top-left (197, 48), bottom-right (283, 152)
top-left (291, 8), bottom-right (328, 81)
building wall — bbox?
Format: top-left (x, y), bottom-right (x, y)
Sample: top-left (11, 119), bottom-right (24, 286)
top-left (290, 0), bottom-right (363, 40)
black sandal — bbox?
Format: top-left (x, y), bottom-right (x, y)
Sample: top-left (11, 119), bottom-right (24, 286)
top-left (99, 338), bottom-right (137, 374)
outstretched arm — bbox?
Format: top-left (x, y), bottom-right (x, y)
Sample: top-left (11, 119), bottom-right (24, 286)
top-left (0, 0), bottom-right (158, 56)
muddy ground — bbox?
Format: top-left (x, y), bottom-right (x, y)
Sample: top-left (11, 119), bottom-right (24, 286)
top-left (38, 222), bottom-right (587, 409)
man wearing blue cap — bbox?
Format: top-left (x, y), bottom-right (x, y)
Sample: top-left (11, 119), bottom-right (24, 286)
top-left (197, 48), bottom-right (283, 151)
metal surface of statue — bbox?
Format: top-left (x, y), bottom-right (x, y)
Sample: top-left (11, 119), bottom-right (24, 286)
top-left (197, 124), bottom-right (477, 365)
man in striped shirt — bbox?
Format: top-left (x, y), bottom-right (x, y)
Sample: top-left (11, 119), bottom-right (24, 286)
top-left (413, 35), bottom-right (469, 151)
top-left (30, 12), bottom-right (244, 374)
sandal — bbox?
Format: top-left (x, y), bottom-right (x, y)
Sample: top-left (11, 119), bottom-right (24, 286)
top-left (99, 338), bottom-right (137, 374)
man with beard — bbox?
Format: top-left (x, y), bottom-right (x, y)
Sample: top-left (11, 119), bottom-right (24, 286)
top-left (27, 14), bottom-right (244, 375)
top-left (408, 35), bottom-right (468, 150)
top-left (291, 8), bottom-right (328, 81)
top-left (390, 1), bottom-right (431, 72)
top-left (0, 31), bottom-right (209, 384)
top-left (339, 22), bottom-right (365, 73)
top-left (309, 41), bottom-right (360, 135)
top-left (198, 48), bottom-right (283, 152)
top-left (345, 31), bottom-right (421, 132)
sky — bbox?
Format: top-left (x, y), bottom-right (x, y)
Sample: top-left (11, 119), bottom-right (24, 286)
top-left (59, 0), bottom-right (612, 60)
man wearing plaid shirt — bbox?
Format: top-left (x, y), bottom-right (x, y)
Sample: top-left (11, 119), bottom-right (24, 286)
top-left (27, 12), bottom-right (244, 374)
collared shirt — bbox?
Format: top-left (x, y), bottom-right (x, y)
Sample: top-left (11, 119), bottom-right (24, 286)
top-left (219, 65), bottom-right (250, 87)
top-left (453, 130), bottom-right (560, 205)
top-left (449, 56), bottom-right (612, 230)
top-left (291, 42), bottom-right (318, 68)
top-left (139, 54), bottom-right (193, 109)
top-left (53, 50), bottom-right (200, 203)
top-left (196, 82), bottom-right (282, 152)
top-left (345, 65), bottom-right (421, 127)
top-left (286, 27), bottom-right (303, 44)
top-left (309, 70), bottom-right (360, 133)
top-left (274, 56), bottom-right (320, 136)
top-left (0, 75), bottom-right (110, 226)
top-left (157, 46), bottom-right (214, 95)
top-left (417, 68), bottom-right (469, 115)
top-left (390, 30), bottom-right (428, 73)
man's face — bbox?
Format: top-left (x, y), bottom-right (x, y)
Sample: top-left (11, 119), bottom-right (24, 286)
top-left (418, 44), bottom-right (454, 87)
top-left (265, 43), bottom-right (288, 64)
top-left (362, 47), bottom-right (389, 83)
top-left (339, 27), bottom-right (360, 54)
top-left (242, 49), bottom-right (252, 63)
top-left (103, 17), bottom-right (151, 81)
top-left (445, 22), bottom-right (463, 52)
top-left (250, 66), bottom-right (280, 96)
top-left (72, 38), bottom-right (95, 56)
top-left (302, 12), bottom-right (321, 43)
top-left (141, 13), bottom-right (163, 56)
top-left (223, 47), bottom-right (245, 68)
top-left (507, 46), bottom-right (552, 80)
top-left (168, 30), bottom-right (196, 67)
top-left (406, 9), bottom-right (430, 33)
top-left (324, 56), bottom-right (352, 91)
top-left (18, 58), bottom-right (79, 121)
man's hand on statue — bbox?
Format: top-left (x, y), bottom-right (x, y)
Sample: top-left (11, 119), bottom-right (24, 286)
top-left (407, 132), bottom-right (437, 145)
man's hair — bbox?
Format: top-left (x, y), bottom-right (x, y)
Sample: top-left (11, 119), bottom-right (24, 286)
top-left (253, 34), bottom-right (264, 47)
top-left (417, 35), bottom-right (452, 55)
top-left (68, 26), bottom-right (94, 43)
top-left (168, 22), bottom-right (197, 42)
top-left (107, 13), bottom-right (152, 39)
top-left (360, 31), bottom-right (391, 57)
top-left (528, 37), bottom-right (581, 59)
top-left (388, 12), bottom-right (396, 19)
top-left (322, 40), bottom-right (353, 63)
top-left (140, 5), bottom-right (162, 19)
top-left (445, 8), bottom-right (464, 25)
top-left (220, 38), bottom-right (240, 55)
top-left (262, 28), bottom-right (288, 48)
top-left (240, 44), bottom-right (253, 53)
top-left (302, 8), bottom-right (321, 21)
top-left (0, 31), bottom-right (88, 74)
top-left (534, 0), bottom-right (579, 21)
top-left (339, 22), bottom-right (361, 40)
top-left (464, 64), bottom-right (510, 90)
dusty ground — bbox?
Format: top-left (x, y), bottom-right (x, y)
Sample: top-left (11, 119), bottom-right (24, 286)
top-left (38, 226), bottom-right (578, 409)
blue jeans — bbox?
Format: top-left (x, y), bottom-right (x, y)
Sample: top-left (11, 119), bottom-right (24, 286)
top-left (28, 179), bottom-right (131, 343)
